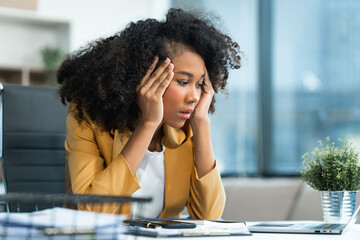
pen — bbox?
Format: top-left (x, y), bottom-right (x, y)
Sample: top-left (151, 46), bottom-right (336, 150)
top-left (124, 220), bottom-right (162, 229)
top-left (145, 222), bottom-right (161, 228)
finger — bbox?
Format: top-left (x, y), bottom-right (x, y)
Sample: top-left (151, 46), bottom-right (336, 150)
top-left (138, 56), bottom-right (159, 90)
top-left (204, 69), bottom-right (211, 85)
top-left (155, 69), bottom-right (174, 95)
top-left (141, 58), bottom-right (171, 91)
top-left (203, 69), bottom-right (214, 93)
top-left (149, 63), bottom-right (174, 93)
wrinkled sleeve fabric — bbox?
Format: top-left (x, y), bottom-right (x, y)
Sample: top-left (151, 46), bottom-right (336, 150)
top-left (65, 111), bottom-right (140, 212)
top-left (186, 162), bottom-right (226, 220)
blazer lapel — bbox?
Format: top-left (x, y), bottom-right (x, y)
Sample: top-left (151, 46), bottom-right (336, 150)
top-left (163, 122), bottom-right (193, 149)
top-left (112, 128), bottom-right (131, 160)
top-left (159, 122), bottom-right (193, 218)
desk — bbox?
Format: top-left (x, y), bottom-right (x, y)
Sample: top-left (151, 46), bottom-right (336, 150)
top-left (122, 223), bottom-right (360, 240)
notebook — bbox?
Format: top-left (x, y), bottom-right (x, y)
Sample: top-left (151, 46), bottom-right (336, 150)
top-left (248, 204), bottom-right (360, 234)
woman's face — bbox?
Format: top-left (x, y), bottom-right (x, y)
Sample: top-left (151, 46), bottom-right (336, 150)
top-left (162, 49), bottom-right (205, 128)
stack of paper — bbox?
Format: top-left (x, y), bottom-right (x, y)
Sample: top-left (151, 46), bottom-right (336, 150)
top-left (0, 207), bottom-right (126, 239)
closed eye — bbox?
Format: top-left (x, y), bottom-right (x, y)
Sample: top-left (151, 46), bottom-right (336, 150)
top-left (176, 80), bottom-right (188, 86)
top-left (196, 82), bottom-right (204, 88)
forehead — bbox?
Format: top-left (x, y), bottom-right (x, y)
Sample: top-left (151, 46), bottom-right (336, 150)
top-left (172, 50), bottom-right (205, 76)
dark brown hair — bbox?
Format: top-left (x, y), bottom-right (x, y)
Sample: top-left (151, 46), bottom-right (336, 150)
top-left (57, 8), bottom-right (241, 132)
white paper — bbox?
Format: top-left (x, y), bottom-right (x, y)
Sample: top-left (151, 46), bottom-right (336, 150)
top-left (0, 207), bottom-right (125, 229)
top-left (0, 207), bottom-right (127, 239)
top-left (126, 224), bottom-right (251, 237)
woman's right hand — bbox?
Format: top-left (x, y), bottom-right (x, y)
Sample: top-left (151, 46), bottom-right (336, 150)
top-left (136, 56), bottom-right (174, 128)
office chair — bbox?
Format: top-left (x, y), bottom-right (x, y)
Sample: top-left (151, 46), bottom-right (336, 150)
top-left (0, 83), bottom-right (67, 210)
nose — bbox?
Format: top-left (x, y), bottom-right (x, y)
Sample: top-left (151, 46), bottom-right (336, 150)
top-left (185, 85), bottom-right (200, 105)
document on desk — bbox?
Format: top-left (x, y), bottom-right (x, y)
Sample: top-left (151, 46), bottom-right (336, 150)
top-left (175, 219), bottom-right (247, 228)
top-left (0, 207), bottom-right (127, 238)
top-left (0, 207), bottom-right (125, 228)
top-left (125, 219), bottom-right (251, 237)
top-left (0, 226), bottom-right (120, 240)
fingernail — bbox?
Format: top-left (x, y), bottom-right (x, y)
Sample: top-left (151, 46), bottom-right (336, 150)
top-left (164, 58), bottom-right (170, 64)
top-left (154, 56), bottom-right (159, 60)
top-left (168, 63), bottom-right (174, 69)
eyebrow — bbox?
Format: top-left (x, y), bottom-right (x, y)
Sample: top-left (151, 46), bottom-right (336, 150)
top-left (175, 71), bottom-right (205, 79)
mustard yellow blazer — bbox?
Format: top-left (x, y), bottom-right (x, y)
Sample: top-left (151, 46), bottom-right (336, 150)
top-left (65, 106), bottom-right (226, 219)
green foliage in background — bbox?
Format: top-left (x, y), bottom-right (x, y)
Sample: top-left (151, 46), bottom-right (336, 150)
top-left (40, 47), bottom-right (65, 70)
top-left (300, 137), bottom-right (360, 191)
top-left (40, 47), bottom-right (66, 87)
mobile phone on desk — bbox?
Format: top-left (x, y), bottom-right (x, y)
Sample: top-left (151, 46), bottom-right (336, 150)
top-left (124, 219), bottom-right (196, 229)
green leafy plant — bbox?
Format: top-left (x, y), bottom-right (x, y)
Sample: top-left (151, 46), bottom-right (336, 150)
top-left (300, 137), bottom-right (360, 191)
top-left (40, 46), bottom-right (65, 87)
top-left (40, 47), bottom-right (65, 71)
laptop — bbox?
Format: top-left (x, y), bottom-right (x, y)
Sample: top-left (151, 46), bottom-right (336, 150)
top-left (248, 204), bottom-right (360, 234)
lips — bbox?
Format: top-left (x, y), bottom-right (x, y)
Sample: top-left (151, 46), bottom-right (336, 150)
top-left (179, 109), bottom-right (193, 119)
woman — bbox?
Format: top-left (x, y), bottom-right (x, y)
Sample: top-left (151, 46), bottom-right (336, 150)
top-left (57, 8), bottom-right (241, 220)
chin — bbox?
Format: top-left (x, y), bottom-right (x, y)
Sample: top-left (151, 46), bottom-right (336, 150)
top-left (165, 120), bottom-right (187, 129)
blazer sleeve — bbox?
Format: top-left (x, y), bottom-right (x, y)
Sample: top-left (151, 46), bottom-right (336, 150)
top-left (65, 111), bottom-right (140, 199)
top-left (186, 162), bottom-right (226, 220)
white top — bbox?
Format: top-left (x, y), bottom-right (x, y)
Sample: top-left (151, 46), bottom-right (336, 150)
top-left (131, 146), bottom-right (165, 218)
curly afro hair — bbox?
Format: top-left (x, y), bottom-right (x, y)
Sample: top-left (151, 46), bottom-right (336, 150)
top-left (57, 8), bottom-right (241, 133)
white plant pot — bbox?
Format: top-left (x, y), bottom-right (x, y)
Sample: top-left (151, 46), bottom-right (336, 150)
top-left (320, 191), bottom-right (357, 224)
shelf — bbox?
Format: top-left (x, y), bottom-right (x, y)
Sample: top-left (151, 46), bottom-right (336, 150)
top-left (0, 7), bottom-right (70, 86)
top-left (0, 7), bottom-right (70, 29)
top-left (0, 65), bottom-right (48, 86)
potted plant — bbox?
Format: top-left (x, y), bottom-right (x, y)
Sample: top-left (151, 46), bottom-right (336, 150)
top-left (300, 137), bottom-right (360, 223)
top-left (40, 46), bottom-right (65, 87)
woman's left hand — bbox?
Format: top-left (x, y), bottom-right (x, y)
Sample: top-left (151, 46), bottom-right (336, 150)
top-left (190, 69), bottom-right (216, 178)
top-left (190, 69), bottom-right (214, 129)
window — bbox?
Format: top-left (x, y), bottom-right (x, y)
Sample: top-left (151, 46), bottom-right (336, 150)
top-left (172, 0), bottom-right (360, 176)
top-left (271, 0), bottom-right (360, 175)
